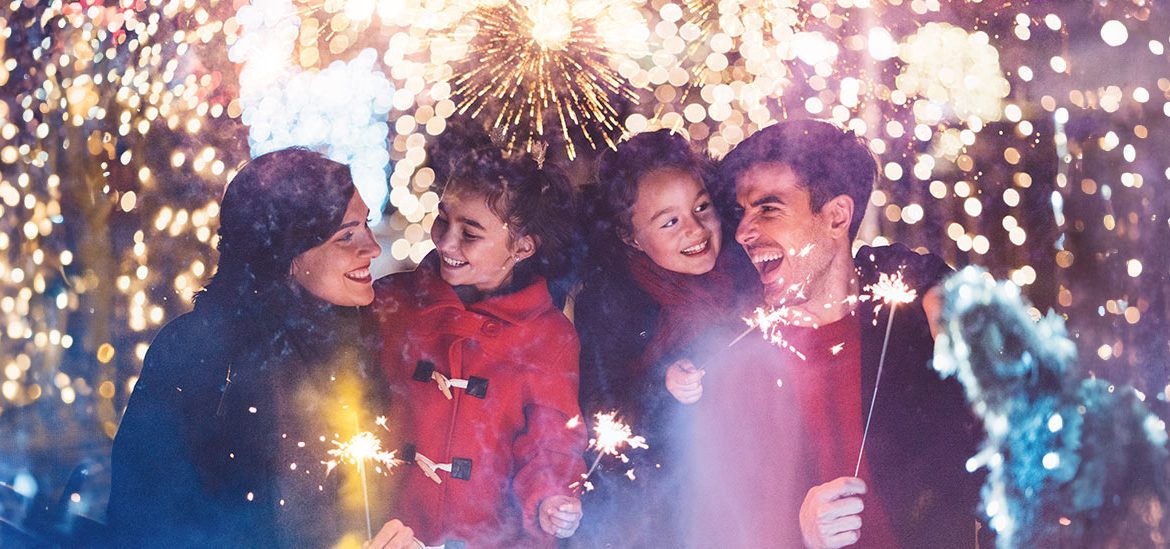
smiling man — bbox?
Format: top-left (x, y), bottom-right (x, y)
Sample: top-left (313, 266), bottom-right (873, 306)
top-left (683, 120), bottom-right (983, 548)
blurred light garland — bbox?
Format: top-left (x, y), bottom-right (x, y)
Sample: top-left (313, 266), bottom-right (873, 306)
top-left (0, 1), bottom-right (1167, 518)
top-left (230, 0), bottom-right (395, 216)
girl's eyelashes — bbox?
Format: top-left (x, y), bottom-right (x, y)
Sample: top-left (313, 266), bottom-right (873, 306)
top-left (462, 230), bottom-right (481, 241)
top-left (661, 217), bottom-right (679, 229)
top-left (695, 201), bottom-right (711, 213)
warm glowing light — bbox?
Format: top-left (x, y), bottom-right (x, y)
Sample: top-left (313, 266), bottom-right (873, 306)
top-left (866, 271), bottom-right (917, 307)
top-left (589, 411), bottom-right (648, 457)
top-left (1100, 20), bottom-right (1128, 47)
top-left (323, 431), bottom-right (403, 476)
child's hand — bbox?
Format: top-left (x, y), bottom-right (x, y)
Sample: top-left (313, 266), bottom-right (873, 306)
top-left (364, 519), bottom-right (420, 549)
top-left (538, 495), bottom-right (582, 538)
top-left (666, 359), bottom-right (704, 404)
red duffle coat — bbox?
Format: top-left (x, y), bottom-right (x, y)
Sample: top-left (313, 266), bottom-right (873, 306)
top-left (370, 256), bottom-right (586, 548)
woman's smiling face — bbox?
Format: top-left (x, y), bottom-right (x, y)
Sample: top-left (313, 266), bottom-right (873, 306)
top-left (291, 193), bottom-right (381, 306)
top-left (626, 167), bottom-right (722, 275)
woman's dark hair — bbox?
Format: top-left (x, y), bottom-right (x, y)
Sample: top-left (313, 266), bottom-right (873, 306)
top-left (440, 146), bottom-right (577, 287)
top-left (582, 129), bottom-right (718, 272)
top-left (198, 148), bottom-right (355, 309)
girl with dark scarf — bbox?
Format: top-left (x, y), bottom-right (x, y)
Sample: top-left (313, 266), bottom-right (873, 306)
top-left (571, 130), bottom-right (757, 547)
top-left (108, 149), bottom-right (415, 548)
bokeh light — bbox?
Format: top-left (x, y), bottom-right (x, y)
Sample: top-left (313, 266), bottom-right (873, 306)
top-left (1, 0), bottom-right (1168, 538)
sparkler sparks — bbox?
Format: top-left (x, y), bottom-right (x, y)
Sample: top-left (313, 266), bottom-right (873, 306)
top-left (865, 271), bottom-right (918, 309)
top-left (323, 430), bottom-right (403, 477)
top-left (743, 305), bottom-right (808, 361)
top-left (571, 411), bottom-right (648, 492)
top-left (589, 411), bottom-right (648, 457)
top-left (448, 0), bottom-right (645, 159)
top-left (322, 422), bottom-right (402, 540)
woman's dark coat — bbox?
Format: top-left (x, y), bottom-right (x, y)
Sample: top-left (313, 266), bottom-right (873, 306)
top-left (107, 289), bottom-right (385, 548)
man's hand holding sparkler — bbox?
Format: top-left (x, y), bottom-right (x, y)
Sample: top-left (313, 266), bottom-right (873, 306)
top-left (538, 494), bottom-right (582, 538)
top-left (799, 476), bottom-right (867, 549)
top-left (666, 358), bottom-right (705, 404)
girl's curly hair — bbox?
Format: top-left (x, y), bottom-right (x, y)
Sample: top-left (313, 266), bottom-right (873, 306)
top-left (439, 145), bottom-right (577, 288)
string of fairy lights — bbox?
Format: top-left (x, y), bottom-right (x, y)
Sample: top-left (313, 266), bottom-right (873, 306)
top-left (0, 0), bottom-right (1167, 436)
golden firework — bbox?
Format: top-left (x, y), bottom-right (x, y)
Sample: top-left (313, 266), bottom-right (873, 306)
top-left (448, 0), bottom-right (644, 159)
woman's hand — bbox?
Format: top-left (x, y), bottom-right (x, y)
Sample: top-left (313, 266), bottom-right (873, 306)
top-left (364, 519), bottom-right (420, 549)
top-left (538, 495), bottom-right (583, 538)
top-left (665, 359), bottom-right (705, 404)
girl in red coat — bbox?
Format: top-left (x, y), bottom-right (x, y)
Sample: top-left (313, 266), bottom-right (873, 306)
top-left (368, 145), bottom-right (586, 548)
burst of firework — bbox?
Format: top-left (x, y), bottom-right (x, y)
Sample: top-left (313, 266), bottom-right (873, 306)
top-left (448, 0), bottom-right (645, 159)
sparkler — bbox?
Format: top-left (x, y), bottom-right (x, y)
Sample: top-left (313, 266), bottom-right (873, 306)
top-left (691, 290), bottom-right (811, 371)
top-left (743, 304), bottom-right (809, 361)
top-left (322, 417), bottom-right (403, 540)
top-left (854, 270), bottom-right (917, 477)
top-left (570, 411), bottom-right (648, 492)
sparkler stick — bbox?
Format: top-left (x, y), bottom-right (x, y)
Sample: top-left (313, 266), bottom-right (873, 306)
top-left (854, 271), bottom-right (917, 477)
top-left (359, 453), bottom-right (371, 540)
top-left (724, 323), bottom-right (757, 350)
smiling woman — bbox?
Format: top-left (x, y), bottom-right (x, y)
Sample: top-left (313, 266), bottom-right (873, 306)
top-left (290, 193), bottom-right (379, 307)
top-left (106, 148), bottom-right (405, 547)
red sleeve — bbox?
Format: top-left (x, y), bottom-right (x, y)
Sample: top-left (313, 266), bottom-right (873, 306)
top-left (511, 319), bottom-right (587, 537)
